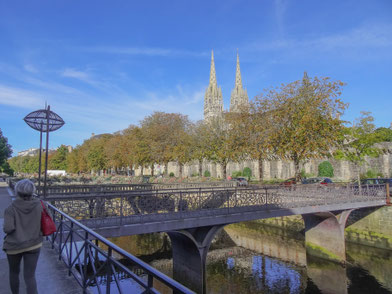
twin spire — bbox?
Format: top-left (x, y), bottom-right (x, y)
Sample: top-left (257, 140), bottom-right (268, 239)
top-left (204, 50), bottom-right (249, 122)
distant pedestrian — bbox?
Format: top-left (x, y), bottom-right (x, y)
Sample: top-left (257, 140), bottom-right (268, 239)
top-left (2, 179), bottom-right (43, 294)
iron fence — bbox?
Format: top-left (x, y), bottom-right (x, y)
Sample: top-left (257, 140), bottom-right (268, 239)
top-left (46, 202), bottom-right (195, 294)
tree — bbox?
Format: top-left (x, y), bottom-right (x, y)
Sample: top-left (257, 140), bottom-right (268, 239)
top-left (334, 111), bottom-right (385, 182)
top-left (318, 161), bottom-right (334, 177)
top-left (49, 145), bottom-right (69, 170)
top-left (226, 99), bottom-right (276, 180)
top-left (0, 129), bottom-right (12, 167)
top-left (264, 72), bottom-right (347, 180)
top-left (202, 116), bottom-right (242, 179)
top-left (375, 127), bottom-right (392, 142)
top-left (140, 112), bottom-right (191, 176)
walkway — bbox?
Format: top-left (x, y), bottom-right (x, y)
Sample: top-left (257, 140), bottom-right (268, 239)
top-left (0, 181), bottom-right (83, 294)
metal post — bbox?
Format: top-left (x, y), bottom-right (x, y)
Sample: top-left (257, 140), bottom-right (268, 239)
top-left (386, 183), bottom-right (390, 205)
top-left (106, 247), bottom-right (112, 294)
top-left (38, 124), bottom-right (43, 194)
top-left (43, 106), bottom-right (50, 198)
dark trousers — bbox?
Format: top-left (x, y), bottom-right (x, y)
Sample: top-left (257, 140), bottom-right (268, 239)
top-left (6, 247), bottom-right (41, 294)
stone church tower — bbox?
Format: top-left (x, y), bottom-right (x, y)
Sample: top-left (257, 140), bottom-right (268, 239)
top-left (204, 50), bottom-right (223, 122)
top-left (230, 53), bottom-right (249, 112)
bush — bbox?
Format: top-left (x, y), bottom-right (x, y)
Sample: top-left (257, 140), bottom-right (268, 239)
top-left (204, 170), bottom-right (211, 177)
top-left (318, 161), bottom-right (334, 177)
top-left (191, 173), bottom-right (199, 177)
top-left (232, 171), bottom-right (242, 178)
top-left (243, 167), bottom-right (252, 180)
top-left (361, 169), bottom-right (383, 179)
top-left (169, 172), bottom-right (175, 177)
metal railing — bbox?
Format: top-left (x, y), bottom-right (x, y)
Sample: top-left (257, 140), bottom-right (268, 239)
top-left (46, 184), bottom-right (388, 229)
top-left (33, 181), bottom-right (237, 195)
top-left (46, 202), bottom-right (195, 294)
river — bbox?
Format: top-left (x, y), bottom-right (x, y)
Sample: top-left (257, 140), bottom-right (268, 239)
top-left (93, 221), bottom-right (392, 294)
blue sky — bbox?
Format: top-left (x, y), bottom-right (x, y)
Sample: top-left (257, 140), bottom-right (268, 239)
top-left (1, 0), bottom-right (391, 155)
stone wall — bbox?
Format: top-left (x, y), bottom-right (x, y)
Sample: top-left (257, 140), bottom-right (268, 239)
top-left (345, 206), bottom-right (392, 250)
top-left (134, 142), bottom-right (392, 181)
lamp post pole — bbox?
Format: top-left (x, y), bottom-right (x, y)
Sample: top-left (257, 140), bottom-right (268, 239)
top-left (24, 105), bottom-right (64, 198)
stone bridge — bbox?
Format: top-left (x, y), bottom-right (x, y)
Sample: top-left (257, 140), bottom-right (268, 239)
top-left (46, 183), bottom-right (389, 294)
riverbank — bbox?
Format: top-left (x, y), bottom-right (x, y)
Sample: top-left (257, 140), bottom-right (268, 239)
top-left (251, 205), bottom-right (392, 251)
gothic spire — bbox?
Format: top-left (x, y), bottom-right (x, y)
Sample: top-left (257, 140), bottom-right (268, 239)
top-left (204, 50), bottom-right (223, 122)
top-left (209, 50), bottom-right (217, 86)
top-left (235, 52), bottom-right (243, 89)
top-left (230, 52), bottom-right (249, 113)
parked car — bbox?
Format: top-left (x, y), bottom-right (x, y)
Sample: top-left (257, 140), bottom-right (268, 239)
top-left (280, 178), bottom-right (297, 186)
top-left (360, 178), bottom-right (392, 186)
top-left (302, 177), bottom-right (333, 185)
top-left (232, 177), bottom-right (248, 186)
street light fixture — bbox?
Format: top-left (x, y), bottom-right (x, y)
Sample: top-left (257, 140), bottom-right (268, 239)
top-left (24, 105), bottom-right (65, 197)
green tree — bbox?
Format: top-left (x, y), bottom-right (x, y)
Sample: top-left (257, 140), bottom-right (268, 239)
top-left (334, 111), bottom-right (385, 183)
top-left (264, 72), bottom-right (347, 181)
top-left (49, 145), bottom-right (69, 170)
top-left (318, 161), bottom-right (334, 177)
top-left (375, 127), bottom-right (392, 142)
top-left (0, 129), bottom-right (12, 168)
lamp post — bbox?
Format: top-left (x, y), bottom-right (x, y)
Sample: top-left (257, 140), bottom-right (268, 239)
top-left (24, 105), bottom-right (65, 197)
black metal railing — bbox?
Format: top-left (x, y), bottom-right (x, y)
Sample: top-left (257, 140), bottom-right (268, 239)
top-left (46, 202), bottom-right (195, 294)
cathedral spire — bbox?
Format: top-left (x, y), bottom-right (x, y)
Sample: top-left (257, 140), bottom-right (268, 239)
top-left (209, 50), bottom-right (217, 86)
top-left (204, 50), bottom-right (223, 122)
top-left (235, 51), bottom-right (243, 89)
top-left (230, 52), bottom-right (249, 112)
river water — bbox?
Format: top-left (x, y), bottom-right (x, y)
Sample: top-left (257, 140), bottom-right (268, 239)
top-left (99, 221), bottom-right (392, 294)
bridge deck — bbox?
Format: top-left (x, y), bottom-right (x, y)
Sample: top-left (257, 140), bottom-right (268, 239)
top-left (46, 184), bottom-right (387, 238)
top-left (0, 185), bottom-right (85, 294)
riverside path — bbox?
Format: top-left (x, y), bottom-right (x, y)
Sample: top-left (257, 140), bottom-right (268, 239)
top-left (0, 179), bottom-right (84, 294)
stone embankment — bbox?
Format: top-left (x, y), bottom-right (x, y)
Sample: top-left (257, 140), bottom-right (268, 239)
top-left (252, 205), bottom-right (392, 250)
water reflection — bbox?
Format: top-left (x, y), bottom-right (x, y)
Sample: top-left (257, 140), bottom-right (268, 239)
top-left (101, 222), bottom-right (392, 294)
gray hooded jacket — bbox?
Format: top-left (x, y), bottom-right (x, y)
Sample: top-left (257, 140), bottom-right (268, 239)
top-left (3, 197), bottom-right (43, 251)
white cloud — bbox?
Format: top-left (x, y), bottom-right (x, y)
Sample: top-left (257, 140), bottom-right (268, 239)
top-left (24, 64), bottom-right (38, 73)
top-left (79, 46), bottom-right (209, 58)
top-left (0, 85), bottom-right (44, 108)
top-left (62, 68), bottom-right (90, 81)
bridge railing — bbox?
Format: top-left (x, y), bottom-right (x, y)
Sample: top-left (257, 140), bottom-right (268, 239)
top-left (45, 202), bottom-right (195, 294)
top-left (46, 184), bottom-right (387, 228)
top-left (35, 181), bottom-right (237, 195)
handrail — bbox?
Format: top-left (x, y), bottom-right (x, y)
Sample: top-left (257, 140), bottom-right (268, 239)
top-left (46, 202), bottom-right (195, 294)
top-left (45, 184), bottom-right (388, 230)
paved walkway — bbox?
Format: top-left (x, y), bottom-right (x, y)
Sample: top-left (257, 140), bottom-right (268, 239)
top-left (0, 180), bottom-right (84, 294)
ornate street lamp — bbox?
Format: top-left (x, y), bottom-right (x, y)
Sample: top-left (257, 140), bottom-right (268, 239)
top-left (24, 105), bottom-right (65, 197)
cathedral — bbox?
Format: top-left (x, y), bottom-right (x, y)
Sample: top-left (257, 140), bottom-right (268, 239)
top-left (203, 51), bottom-right (249, 122)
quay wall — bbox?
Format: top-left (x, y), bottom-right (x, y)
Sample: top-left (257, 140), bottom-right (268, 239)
top-left (251, 206), bottom-right (392, 251)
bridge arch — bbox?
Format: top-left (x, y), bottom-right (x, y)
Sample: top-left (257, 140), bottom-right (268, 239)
top-left (302, 210), bottom-right (353, 263)
top-left (167, 225), bottom-right (226, 294)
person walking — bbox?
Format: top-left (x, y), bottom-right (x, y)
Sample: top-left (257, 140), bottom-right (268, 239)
top-left (2, 179), bottom-right (43, 294)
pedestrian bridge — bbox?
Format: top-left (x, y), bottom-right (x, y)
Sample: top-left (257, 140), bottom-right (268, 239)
top-left (42, 183), bottom-right (388, 294)
top-left (46, 184), bottom-right (387, 237)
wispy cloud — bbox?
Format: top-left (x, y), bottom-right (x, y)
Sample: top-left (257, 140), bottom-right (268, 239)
top-left (0, 85), bottom-right (44, 108)
top-left (246, 22), bottom-right (392, 54)
top-left (62, 68), bottom-right (90, 81)
top-left (274, 0), bottom-right (288, 36)
top-left (78, 46), bottom-right (209, 58)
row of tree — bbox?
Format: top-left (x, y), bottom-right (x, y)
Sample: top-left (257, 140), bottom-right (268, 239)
top-left (6, 73), bottom-right (392, 180)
